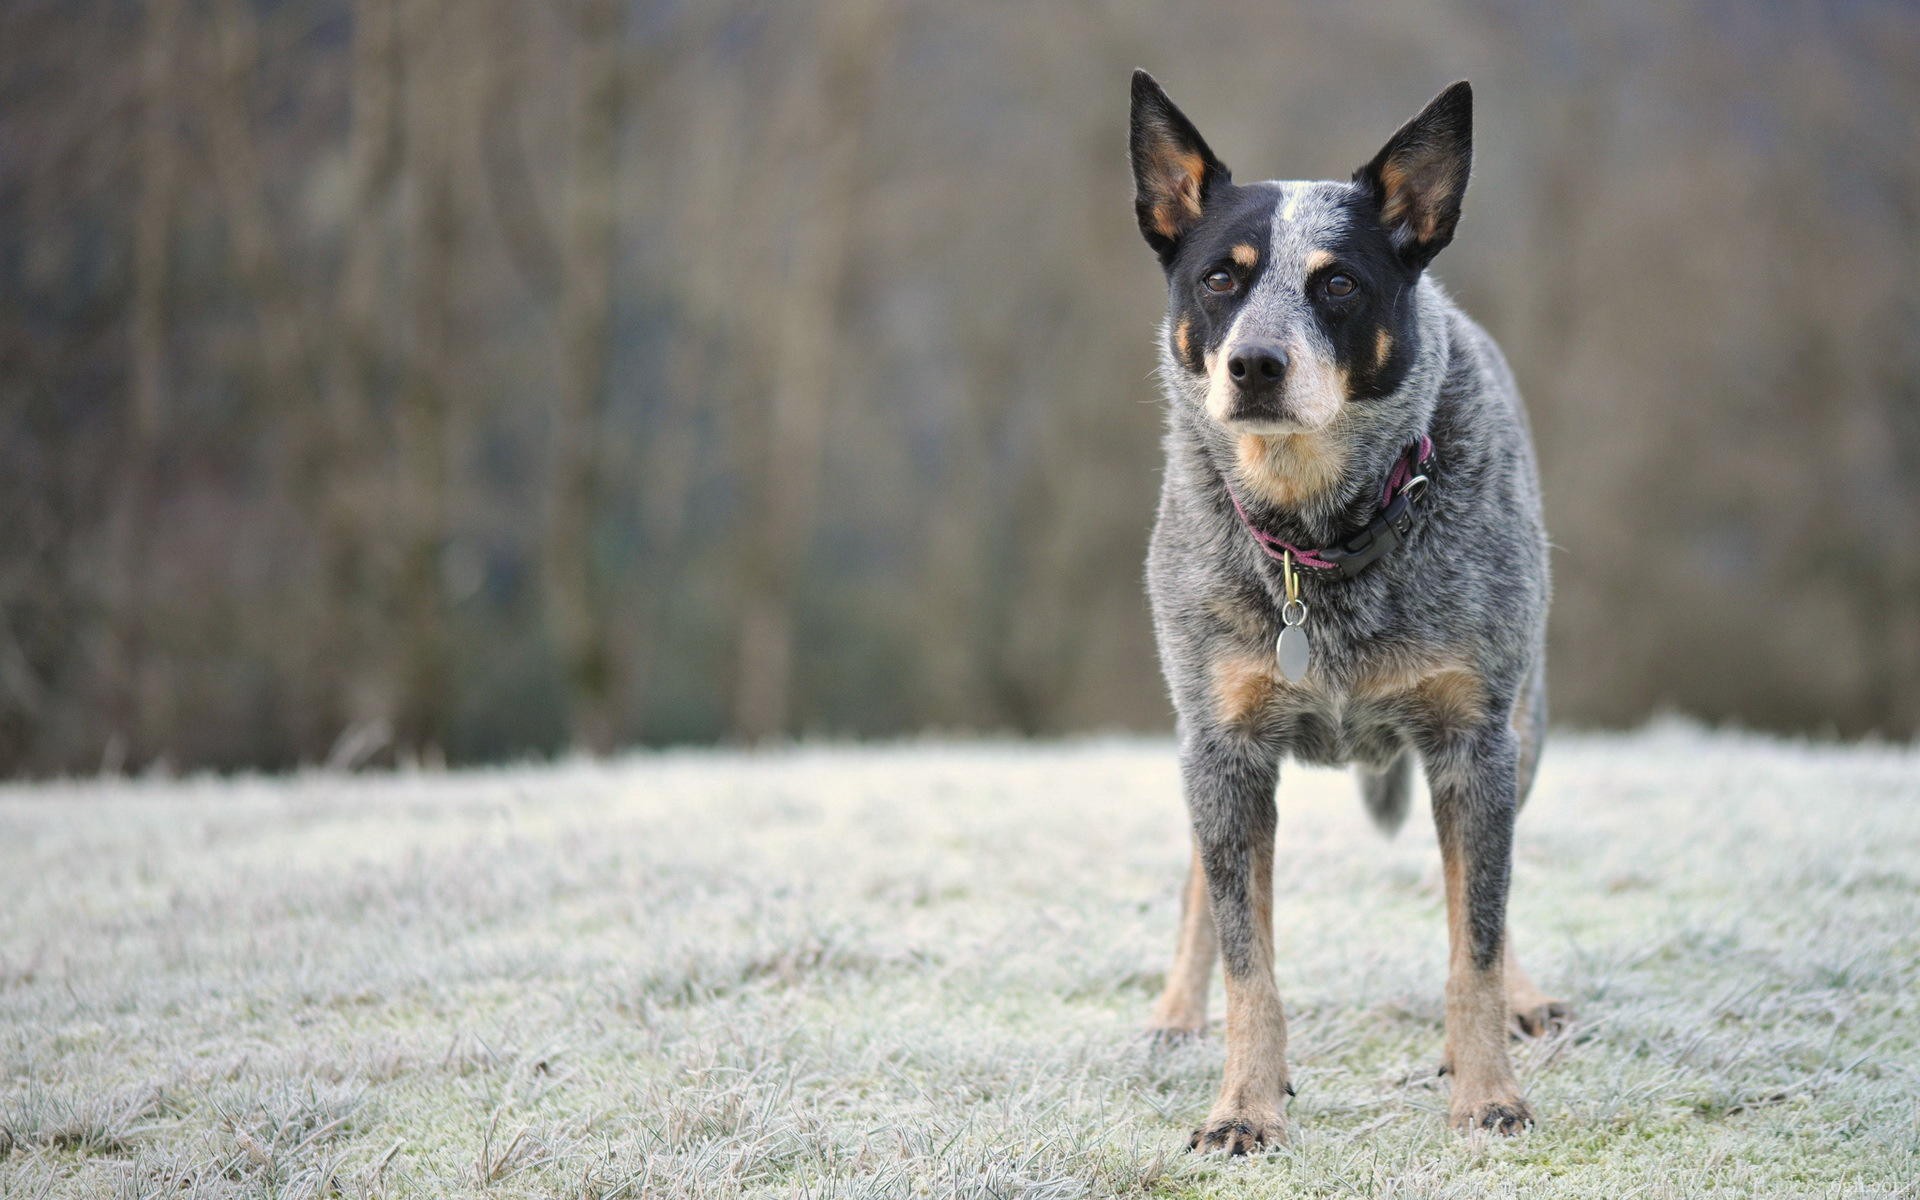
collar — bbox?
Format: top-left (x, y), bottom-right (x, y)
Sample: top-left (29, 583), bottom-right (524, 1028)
top-left (1223, 436), bottom-right (1434, 581)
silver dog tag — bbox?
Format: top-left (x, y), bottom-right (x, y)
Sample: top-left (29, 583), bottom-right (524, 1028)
top-left (1277, 600), bottom-right (1310, 683)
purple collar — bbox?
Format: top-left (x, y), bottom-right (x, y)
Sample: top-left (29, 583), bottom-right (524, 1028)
top-left (1224, 436), bottom-right (1434, 580)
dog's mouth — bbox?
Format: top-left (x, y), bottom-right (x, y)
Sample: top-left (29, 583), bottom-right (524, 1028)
top-left (1219, 413), bottom-right (1328, 437)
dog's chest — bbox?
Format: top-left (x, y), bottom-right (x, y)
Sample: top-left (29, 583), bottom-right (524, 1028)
top-left (1268, 685), bottom-right (1437, 768)
top-left (1208, 607), bottom-right (1485, 767)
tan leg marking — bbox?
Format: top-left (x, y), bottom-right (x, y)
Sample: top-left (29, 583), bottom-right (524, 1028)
top-left (1149, 842), bottom-right (1216, 1040)
top-left (1439, 845), bottom-right (1531, 1135)
top-left (1192, 831), bottom-right (1290, 1153)
top-left (1419, 668), bottom-right (1488, 731)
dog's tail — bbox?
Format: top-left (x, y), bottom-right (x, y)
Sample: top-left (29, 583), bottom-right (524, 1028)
top-left (1358, 752), bottom-right (1415, 837)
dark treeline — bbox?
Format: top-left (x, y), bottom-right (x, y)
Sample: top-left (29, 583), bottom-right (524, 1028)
top-left (2, 0), bottom-right (1916, 774)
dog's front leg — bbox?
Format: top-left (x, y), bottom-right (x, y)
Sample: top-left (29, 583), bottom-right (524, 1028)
top-left (1428, 724), bottom-right (1533, 1134)
top-left (1183, 727), bottom-right (1290, 1153)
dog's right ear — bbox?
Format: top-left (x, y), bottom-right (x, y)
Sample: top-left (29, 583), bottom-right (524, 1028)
top-left (1130, 70), bottom-right (1230, 263)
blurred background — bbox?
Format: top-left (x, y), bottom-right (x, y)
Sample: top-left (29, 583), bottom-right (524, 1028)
top-left (2, 0), bottom-right (1917, 775)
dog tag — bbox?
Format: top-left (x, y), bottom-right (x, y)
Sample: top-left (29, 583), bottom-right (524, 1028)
top-left (1277, 599), bottom-right (1310, 683)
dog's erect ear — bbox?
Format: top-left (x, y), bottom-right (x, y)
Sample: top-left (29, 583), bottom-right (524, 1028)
top-left (1130, 70), bottom-right (1230, 262)
top-left (1355, 81), bottom-right (1472, 271)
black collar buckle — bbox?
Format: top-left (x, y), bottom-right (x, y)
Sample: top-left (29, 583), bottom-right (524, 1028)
top-left (1312, 473), bottom-right (1431, 580)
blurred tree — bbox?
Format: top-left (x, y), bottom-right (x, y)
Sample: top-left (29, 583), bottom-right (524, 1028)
top-left (108, 0), bottom-right (186, 768)
top-left (320, 0), bottom-right (404, 765)
top-left (392, 0), bottom-right (463, 758)
top-left (545, 0), bottom-right (626, 754)
top-left (730, 0), bottom-right (894, 742)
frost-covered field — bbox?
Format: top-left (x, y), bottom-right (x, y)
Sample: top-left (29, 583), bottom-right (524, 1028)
top-left (2, 725), bottom-right (1918, 1198)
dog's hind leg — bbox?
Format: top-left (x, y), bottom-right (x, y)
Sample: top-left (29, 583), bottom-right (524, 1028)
top-left (1503, 942), bottom-right (1571, 1037)
top-left (1182, 729), bottom-right (1290, 1153)
top-left (1503, 663), bottom-right (1569, 1036)
top-left (1148, 839), bottom-right (1217, 1042)
top-left (1358, 751), bottom-right (1414, 835)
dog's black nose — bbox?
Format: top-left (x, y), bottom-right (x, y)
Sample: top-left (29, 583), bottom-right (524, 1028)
top-left (1227, 343), bottom-right (1288, 390)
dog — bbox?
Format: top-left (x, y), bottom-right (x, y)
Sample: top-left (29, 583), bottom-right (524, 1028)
top-left (1128, 72), bottom-right (1565, 1150)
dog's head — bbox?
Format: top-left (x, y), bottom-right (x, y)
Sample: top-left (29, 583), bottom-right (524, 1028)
top-left (1130, 72), bottom-right (1471, 438)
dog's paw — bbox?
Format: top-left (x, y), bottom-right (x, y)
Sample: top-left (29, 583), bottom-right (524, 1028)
top-left (1188, 1113), bottom-right (1285, 1155)
top-left (1146, 1023), bottom-right (1205, 1050)
top-left (1449, 1093), bottom-right (1534, 1136)
top-left (1510, 996), bottom-right (1573, 1039)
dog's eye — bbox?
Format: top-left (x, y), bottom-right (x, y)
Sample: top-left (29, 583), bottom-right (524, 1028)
top-left (1325, 273), bottom-right (1358, 298)
top-left (1202, 270), bottom-right (1235, 295)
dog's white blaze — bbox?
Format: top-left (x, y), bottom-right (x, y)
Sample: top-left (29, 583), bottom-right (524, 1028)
top-left (1274, 181), bottom-right (1318, 225)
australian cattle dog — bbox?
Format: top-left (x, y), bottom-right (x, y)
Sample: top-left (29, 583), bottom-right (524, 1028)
top-left (1129, 72), bottom-right (1565, 1150)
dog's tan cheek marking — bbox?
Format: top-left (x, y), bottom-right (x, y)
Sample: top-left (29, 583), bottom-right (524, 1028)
top-left (1175, 316), bottom-right (1193, 364)
top-left (1375, 328), bottom-right (1393, 369)
top-left (1230, 243), bottom-right (1259, 268)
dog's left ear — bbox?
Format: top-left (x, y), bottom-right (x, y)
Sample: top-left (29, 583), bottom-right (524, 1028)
top-left (1130, 70), bottom-right (1230, 263)
top-left (1355, 81), bottom-right (1472, 271)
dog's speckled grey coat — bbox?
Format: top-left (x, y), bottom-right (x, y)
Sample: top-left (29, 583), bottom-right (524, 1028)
top-left (1128, 73), bottom-right (1555, 1150)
